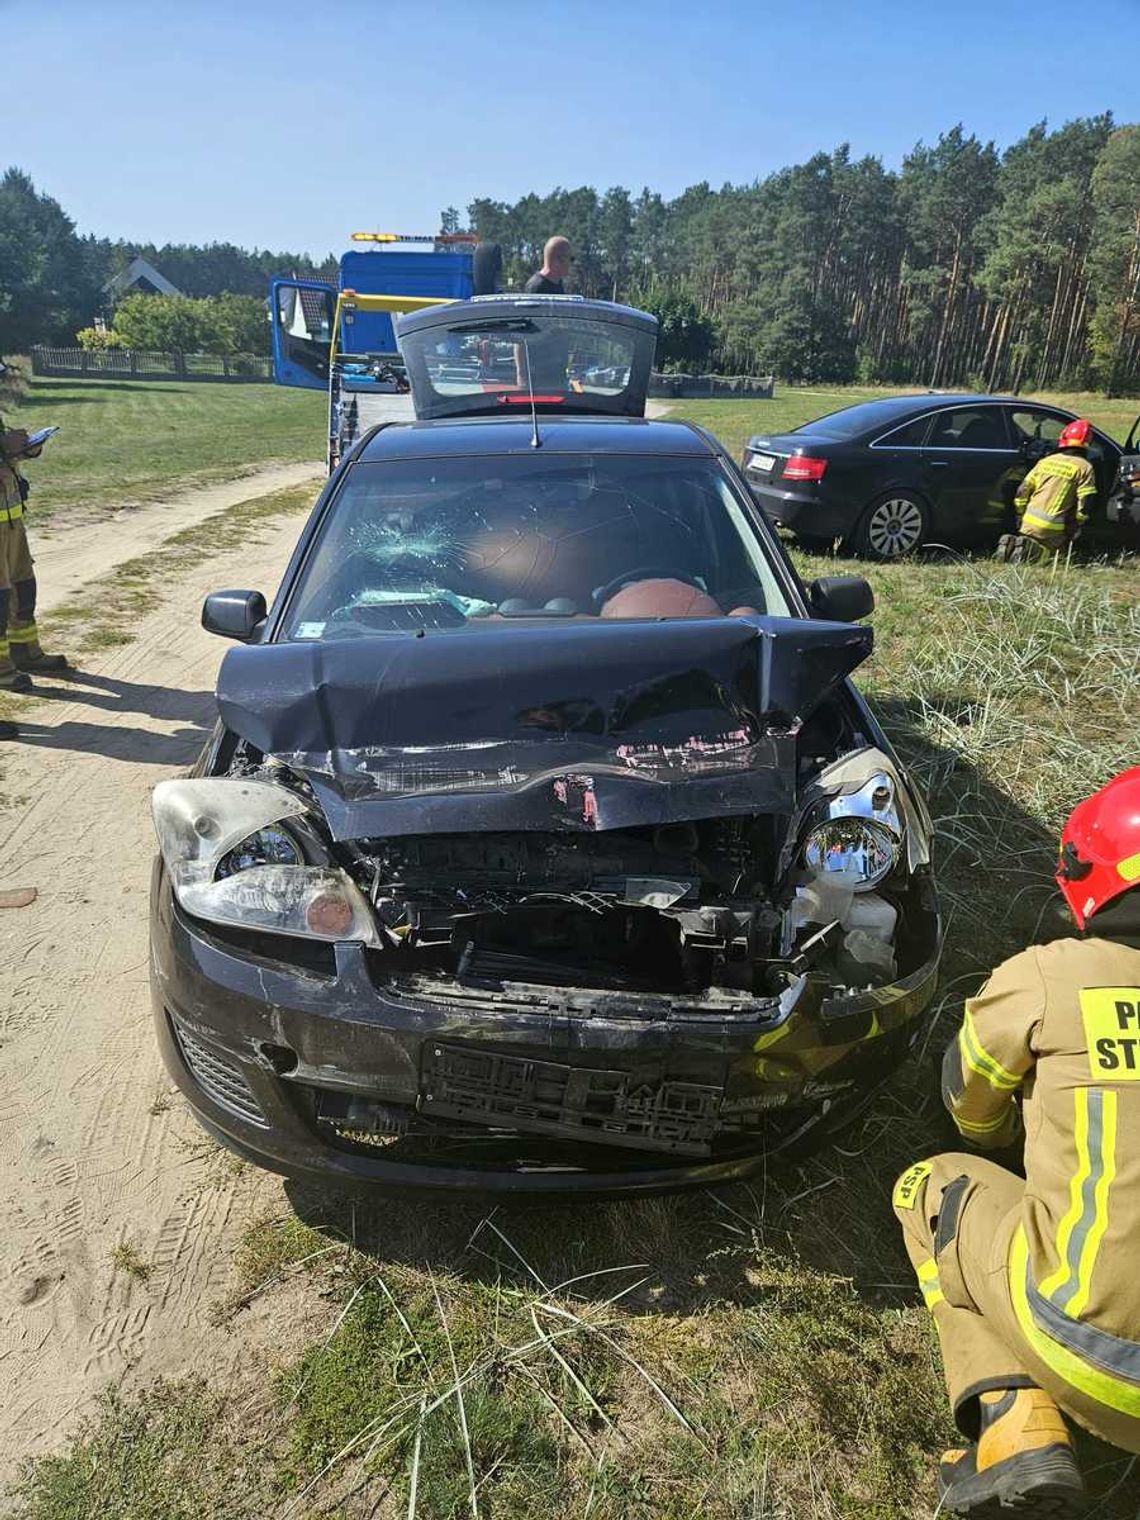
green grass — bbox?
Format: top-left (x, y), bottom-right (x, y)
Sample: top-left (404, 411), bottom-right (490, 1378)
top-left (5, 374), bottom-right (324, 526)
top-left (670, 385), bottom-right (1139, 460)
top-left (7, 389), bottom-right (1140, 1519)
top-left (109, 1243), bottom-right (154, 1283)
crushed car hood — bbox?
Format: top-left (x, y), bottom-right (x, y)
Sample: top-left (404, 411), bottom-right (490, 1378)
top-left (216, 617), bottom-right (871, 840)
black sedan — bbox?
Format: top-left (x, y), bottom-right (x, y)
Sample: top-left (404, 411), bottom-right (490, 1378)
top-left (149, 297), bottom-right (940, 1195)
top-left (743, 393), bottom-right (1133, 558)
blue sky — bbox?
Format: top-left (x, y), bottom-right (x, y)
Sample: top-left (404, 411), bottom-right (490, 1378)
top-left (12, 0), bottom-right (1139, 257)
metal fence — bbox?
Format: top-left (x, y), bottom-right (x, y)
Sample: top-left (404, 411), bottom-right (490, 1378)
top-left (31, 346), bottom-right (275, 383)
top-left (649, 371), bottom-right (775, 400)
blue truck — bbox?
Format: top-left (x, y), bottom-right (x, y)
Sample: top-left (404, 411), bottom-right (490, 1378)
top-left (269, 232), bottom-right (497, 468)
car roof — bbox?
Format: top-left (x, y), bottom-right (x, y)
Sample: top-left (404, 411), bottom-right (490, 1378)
top-left (354, 415), bottom-right (719, 462)
top-left (759, 392), bottom-right (1073, 445)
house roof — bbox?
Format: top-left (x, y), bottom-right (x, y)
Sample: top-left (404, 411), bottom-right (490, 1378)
top-left (104, 256), bottom-right (183, 299)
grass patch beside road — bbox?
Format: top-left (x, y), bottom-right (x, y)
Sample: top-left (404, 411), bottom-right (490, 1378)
top-left (7, 375), bottom-right (324, 527)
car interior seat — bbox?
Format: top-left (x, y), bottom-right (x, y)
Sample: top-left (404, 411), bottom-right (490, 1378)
top-left (945, 414), bottom-right (1007, 450)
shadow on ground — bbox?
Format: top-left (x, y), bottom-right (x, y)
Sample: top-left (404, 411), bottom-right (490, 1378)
top-left (4, 672), bottom-right (215, 765)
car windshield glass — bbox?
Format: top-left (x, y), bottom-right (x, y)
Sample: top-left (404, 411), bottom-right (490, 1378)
top-left (281, 454), bottom-right (792, 640)
top-left (793, 400), bottom-right (924, 439)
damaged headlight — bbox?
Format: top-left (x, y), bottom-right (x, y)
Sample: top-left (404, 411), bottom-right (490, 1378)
top-left (794, 750), bottom-right (932, 891)
top-left (803, 815), bottom-right (898, 889)
top-left (151, 778), bottom-right (378, 945)
top-left (216, 825), bottom-right (302, 879)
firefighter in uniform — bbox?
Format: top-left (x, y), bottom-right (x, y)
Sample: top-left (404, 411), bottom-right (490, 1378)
top-left (894, 767), bottom-right (1140, 1516)
top-left (1012, 418), bottom-right (1099, 555)
top-left (0, 420), bottom-right (68, 697)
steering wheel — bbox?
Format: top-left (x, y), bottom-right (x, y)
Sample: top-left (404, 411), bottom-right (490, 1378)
top-left (592, 565), bottom-right (707, 609)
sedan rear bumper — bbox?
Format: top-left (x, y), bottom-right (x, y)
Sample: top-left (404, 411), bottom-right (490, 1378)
top-left (151, 871), bottom-right (940, 1196)
top-left (744, 479), bottom-right (854, 539)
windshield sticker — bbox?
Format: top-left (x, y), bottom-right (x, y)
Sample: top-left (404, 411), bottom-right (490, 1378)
top-left (295, 622), bottom-right (326, 640)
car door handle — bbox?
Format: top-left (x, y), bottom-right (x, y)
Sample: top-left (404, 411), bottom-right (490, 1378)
top-left (928, 460), bottom-right (950, 468)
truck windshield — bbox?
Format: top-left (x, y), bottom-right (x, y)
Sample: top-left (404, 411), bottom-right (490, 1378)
top-left (281, 454), bottom-right (791, 640)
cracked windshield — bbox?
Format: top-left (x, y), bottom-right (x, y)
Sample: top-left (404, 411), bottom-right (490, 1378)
top-left (282, 454), bottom-right (791, 639)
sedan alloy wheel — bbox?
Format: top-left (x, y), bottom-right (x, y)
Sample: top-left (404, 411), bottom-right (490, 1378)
top-left (858, 494), bottom-right (927, 559)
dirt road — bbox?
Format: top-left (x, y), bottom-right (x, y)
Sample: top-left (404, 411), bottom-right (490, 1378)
top-left (0, 500), bottom-right (317, 1479)
top-left (31, 461), bottom-right (324, 617)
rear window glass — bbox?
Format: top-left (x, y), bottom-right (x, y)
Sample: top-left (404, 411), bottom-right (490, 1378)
top-left (282, 454), bottom-right (792, 640)
top-left (400, 310), bottom-right (655, 421)
top-left (793, 400), bottom-right (927, 439)
top-left (873, 415), bottom-right (932, 447)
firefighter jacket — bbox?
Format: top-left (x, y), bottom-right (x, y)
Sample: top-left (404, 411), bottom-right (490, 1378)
top-left (942, 936), bottom-right (1140, 1412)
top-left (0, 428), bottom-right (28, 521)
top-left (1013, 451), bottom-right (1097, 541)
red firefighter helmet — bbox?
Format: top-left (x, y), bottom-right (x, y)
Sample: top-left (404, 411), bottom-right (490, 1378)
top-left (1056, 767), bottom-right (1140, 929)
top-left (1057, 418), bottom-right (1092, 449)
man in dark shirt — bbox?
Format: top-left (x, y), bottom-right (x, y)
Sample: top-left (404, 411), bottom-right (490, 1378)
top-left (525, 236), bottom-right (571, 294)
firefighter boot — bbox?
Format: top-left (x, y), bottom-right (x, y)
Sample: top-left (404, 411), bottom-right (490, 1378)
top-left (938, 1388), bottom-right (1086, 1516)
top-left (8, 621), bottom-right (69, 672)
top-left (0, 644), bottom-right (31, 693)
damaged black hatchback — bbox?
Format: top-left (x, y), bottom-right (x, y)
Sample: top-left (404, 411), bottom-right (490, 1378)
top-left (149, 297), bottom-right (940, 1194)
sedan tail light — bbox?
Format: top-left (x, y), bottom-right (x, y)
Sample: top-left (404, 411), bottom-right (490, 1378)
top-left (783, 455), bottom-right (829, 482)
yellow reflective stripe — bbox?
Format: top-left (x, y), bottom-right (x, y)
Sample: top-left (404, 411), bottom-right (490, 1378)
top-left (955, 1105), bottom-right (1014, 1136)
top-left (959, 1007), bottom-right (1022, 1092)
top-left (6, 623), bottom-right (37, 645)
top-left (1119, 853), bottom-right (1140, 885)
top-left (1039, 1087), bottom-right (1092, 1299)
top-left (916, 1257), bottom-right (944, 1310)
top-left (1020, 510), bottom-right (1066, 533)
top-left (1077, 482), bottom-right (1097, 498)
top-left (1068, 1089), bottom-right (1117, 1319)
top-left (1009, 1226), bottom-right (1140, 1417)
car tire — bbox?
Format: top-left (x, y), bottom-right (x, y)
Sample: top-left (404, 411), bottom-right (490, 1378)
top-left (852, 492), bottom-right (929, 560)
top-left (472, 241), bottom-right (502, 296)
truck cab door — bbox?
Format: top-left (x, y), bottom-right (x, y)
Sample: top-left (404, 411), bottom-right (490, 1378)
top-left (270, 279), bottom-right (335, 389)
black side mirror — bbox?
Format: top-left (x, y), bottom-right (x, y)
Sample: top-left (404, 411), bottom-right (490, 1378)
top-left (808, 575), bottom-right (874, 622)
top-left (202, 589), bottom-right (267, 641)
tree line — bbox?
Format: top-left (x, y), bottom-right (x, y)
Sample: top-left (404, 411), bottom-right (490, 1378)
top-left (2, 113), bottom-right (1137, 390)
top-left (0, 167), bottom-right (336, 356)
top-left (464, 117), bottom-right (1140, 393)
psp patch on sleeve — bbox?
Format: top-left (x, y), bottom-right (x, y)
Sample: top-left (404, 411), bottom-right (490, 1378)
top-left (892, 1160), bottom-right (933, 1211)
top-left (1080, 987), bottom-right (1140, 1081)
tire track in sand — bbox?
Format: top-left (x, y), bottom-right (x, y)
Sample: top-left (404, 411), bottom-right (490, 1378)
top-left (0, 503), bottom-right (313, 1478)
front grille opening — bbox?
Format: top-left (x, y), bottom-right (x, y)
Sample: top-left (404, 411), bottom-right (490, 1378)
top-left (171, 1015), bottom-right (268, 1128)
top-left (457, 903), bottom-right (685, 994)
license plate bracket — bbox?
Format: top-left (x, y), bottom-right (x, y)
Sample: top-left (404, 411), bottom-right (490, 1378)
top-left (420, 1043), bottom-right (723, 1154)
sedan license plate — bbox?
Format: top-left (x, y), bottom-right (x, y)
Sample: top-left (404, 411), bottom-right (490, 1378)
top-left (748, 452), bottom-right (777, 473)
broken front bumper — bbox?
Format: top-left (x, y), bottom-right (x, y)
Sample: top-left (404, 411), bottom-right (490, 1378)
top-left (151, 866), bottom-right (941, 1196)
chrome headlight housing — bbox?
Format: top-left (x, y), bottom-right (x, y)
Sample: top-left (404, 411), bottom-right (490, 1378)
top-left (794, 749), bottom-right (931, 892)
top-left (151, 778), bottom-right (378, 945)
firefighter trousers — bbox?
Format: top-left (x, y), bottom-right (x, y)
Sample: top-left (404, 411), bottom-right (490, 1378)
top-left (893, 1153), bottom-right (1140, 1453)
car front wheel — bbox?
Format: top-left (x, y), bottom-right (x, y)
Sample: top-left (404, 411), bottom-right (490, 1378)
top-left (853, 492), bottom-right (929, 560)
